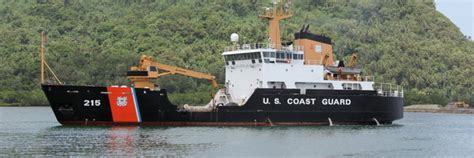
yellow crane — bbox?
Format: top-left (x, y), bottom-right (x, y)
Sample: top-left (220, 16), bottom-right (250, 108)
top-left (127, 55), bottom-right (218, 95)
top-left (348, 53), bottom-right (358, 68)
top-left (322, 53), bottom-right (330, 67)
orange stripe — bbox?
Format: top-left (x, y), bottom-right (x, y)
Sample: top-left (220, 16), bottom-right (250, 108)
top-left (107, 87), bottom-right (139, 122)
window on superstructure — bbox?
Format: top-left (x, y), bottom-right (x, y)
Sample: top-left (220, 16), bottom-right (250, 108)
top-left (315, 45), bottom-right (322, 53)
top-left (255, 52), bottom-right (261, 59)
top-left (293, 54), bottom-right (303, 60)
top-left (263, 52), bottom-right (270, 57)
top-left (299, 54), bottom-right (303, 59)
top-left (276, 52), bottom-right (285, 59)
top-left (342, 83), bottom-right (362, 90)
top-left (262, 51), bottom-right (276, 63)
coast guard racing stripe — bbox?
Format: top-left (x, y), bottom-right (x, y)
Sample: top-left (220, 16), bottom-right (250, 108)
top-left (107, 87), bottom-right (141, 122)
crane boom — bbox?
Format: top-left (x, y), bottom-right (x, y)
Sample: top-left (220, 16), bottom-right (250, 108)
top-left (348, 53), bottom-right (358, 68)
top-left (127, 55), bottom-right (218, 93)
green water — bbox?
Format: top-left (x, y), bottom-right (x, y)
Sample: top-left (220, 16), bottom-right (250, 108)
top-left (0, 107), bottom-right (473, 157)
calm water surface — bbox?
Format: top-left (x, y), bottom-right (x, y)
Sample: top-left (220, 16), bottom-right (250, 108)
top-left (0, 107), bottom-right (473, 157)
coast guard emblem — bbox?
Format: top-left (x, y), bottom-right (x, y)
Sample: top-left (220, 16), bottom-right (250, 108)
top-left (117, 96), bottom-right (128, 107)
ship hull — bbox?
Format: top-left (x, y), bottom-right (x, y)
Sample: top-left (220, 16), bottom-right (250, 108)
top-left (42, 84), bottom-right (403, 126)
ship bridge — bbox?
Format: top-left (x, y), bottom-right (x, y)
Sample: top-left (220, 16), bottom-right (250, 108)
top-left (223, 43), bottom-right (306, 66)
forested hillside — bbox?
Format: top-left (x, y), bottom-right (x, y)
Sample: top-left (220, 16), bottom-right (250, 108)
top-left (0, 0), bottom-right (472, 106)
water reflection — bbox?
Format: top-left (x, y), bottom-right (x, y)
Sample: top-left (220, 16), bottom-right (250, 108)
top-left (3, 122), bottom-right (405, 157)
top-left (39, 126), bottom-right (215, 157)
top-left (2, 107), bottom-right (473, 157)
top-left (106, 126), bottom-right (138, 155)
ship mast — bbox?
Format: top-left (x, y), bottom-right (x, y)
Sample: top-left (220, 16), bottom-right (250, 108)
top-left (40, 31), bottom-right (45, 84)
top-left (260, 0), bottom-right (292, 49)
top-left (39, 31), bottom-right (63, 85)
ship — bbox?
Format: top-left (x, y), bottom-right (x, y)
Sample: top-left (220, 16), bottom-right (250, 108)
top-left (41, 1), bottom-right (403, 126)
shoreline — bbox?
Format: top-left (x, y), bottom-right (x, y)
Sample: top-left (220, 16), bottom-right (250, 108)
top-left (404, 108), bottom-right (474, 114)
top-left (0, 105), bottom-right (48, 107)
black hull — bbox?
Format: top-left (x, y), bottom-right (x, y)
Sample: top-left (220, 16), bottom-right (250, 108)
top-left (42, 84), bottom-right (403, 126)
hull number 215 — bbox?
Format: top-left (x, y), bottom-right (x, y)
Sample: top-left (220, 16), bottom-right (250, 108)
top-left (84, 100), bottom-right (101, 106)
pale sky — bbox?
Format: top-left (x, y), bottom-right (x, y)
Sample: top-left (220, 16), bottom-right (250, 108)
top-left (435, 0), bottom-right (474, 38)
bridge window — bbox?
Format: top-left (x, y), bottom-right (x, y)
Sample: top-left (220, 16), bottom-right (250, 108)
top-left (286, 52), bottom-right (292, 60)
top-left (224, 52), bottom-right (263, 62)
top-left (263, 52), bottom-right (270, 57)
top-left (276, 52), bottom-right (285, 59)
top-left (291, 54), bottom-right (303, 60)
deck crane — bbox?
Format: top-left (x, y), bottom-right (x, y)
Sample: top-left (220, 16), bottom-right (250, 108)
top-left (127, 55), bottom-right (218, 96)
top-left (348, 53), bottom-right (358, 68)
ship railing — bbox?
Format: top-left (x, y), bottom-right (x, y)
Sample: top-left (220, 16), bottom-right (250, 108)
top-left (225, 43), bottom-right (304, 52)
top-left (373, 83), bottom-right (404, 97)
top-left (336, 75), bottom-right (374, 82)
top-left (362, 76), bottom-right (374, 82)
top-left (327, 75), bottom-right (374, 82)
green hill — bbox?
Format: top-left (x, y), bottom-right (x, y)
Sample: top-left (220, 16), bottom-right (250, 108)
top-left (0, 0), bottom-right (472, 106)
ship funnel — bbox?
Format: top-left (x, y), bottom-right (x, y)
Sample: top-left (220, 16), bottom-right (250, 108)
top-left (230, 33), bottom-right (239, 43)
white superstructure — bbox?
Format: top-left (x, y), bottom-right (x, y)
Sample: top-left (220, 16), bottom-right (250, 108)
top-left (222, 44), bottom-right (376, 105)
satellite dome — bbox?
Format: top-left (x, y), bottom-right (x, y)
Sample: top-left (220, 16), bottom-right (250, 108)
top-left (230, 33), bottom-right (239, 42)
